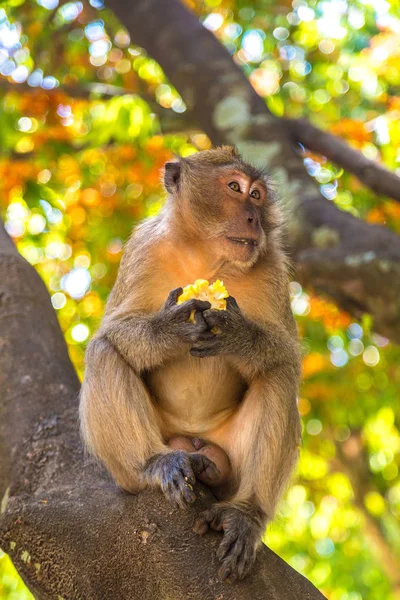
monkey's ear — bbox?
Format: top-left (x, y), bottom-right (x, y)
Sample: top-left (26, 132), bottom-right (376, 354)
top-left (164, 161), bottom-right (181, 193)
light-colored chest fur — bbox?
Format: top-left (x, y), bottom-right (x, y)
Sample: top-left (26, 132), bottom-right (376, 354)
top-left (145, 355), bottom-right (246, 437)
top-left (141, 240), bottom-right (273, 438)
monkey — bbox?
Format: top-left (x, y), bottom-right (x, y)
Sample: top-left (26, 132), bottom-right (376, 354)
top-left (79, 146), bottom-right (301, 582)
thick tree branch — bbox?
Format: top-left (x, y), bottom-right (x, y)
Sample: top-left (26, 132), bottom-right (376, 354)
top-left (105, 0), bottom-right (400, 343)
top-left (286, 118), bottom-right (400, 203)
top-left (0, 219), bottom-right (324, 598)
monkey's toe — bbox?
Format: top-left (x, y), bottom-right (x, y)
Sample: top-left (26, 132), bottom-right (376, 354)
top-left (194, 503), bottom-right (262, 582)
top-left (217, 534), bottom-right (256, 582)
top-left (193, 505), bottom-right (223, 535)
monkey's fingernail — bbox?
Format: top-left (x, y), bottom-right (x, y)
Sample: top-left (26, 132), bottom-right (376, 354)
top-left (183, 487), bottom-right (196, 504)
top-left (219, 566), bottom-right (231, 581)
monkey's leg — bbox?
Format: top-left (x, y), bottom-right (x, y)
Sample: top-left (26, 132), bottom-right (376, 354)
top-left (80, 337), bottom-right (219, 505)
top-left (80, 335), bottom-right (166, 491)
top-left (194, 371), bottom-right (301, 582)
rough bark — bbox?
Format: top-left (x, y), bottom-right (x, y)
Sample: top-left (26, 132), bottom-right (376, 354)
top-left (105, 0), bottom-right (400, 343)
top-left (0, 219), bottom-right (324, 598)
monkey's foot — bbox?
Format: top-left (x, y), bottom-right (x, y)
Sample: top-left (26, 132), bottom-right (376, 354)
top-left (193, 503), bottom-right (264, 582)
top-left (143, 451), bottom-right (220, 509)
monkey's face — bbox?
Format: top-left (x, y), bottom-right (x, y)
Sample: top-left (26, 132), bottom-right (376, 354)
top-left (192, 167), bottom-right (268, 268)
top-left (164, 149), bottom-right (273, 269)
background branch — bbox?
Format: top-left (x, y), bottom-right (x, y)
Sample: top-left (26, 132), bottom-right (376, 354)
top-left (286, 118), bottom-right (400, 203)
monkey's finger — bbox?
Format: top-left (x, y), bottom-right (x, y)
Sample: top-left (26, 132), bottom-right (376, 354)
top-left (226, 296), bottom-right (240, 311)
top-left (165, 477), bottom-right (196, 509)
top-left (203, 312), bottom-right (230, 332)
top-left (192, 331), bottom-right (216, 343)
top-left (162, 480), bottom-right (183, 509)
top-left (190, 348), bottom-right (213, 358)
top-left (178, 461), bottom-right (196, 486)
top-left (165, 287), bottom-right (183, 308)
top-left (181, 484), bottom-right (196, 506)
top-left (202, 308), bottom-right (226, 326)
top-left (192, 310), bottom-right (209, 333)
top-left (179, 299), bottom-right (211, 316)
top-left (190, 343), bottom-right (220, 358)
top-left (175, 478), bottom-right (196, 507)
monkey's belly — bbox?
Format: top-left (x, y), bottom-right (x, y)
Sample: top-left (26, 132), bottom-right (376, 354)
top-left (145, 356), bottom-right (246, 437)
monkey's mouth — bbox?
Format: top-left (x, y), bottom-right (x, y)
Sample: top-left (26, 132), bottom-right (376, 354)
top-left (227, 237), bottom-right (258, 247)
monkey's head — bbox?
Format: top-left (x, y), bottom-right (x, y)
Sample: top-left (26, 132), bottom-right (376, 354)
top-left (163, 147), bottom-right (281, 268)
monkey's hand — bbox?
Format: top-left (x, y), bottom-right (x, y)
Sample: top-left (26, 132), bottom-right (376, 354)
top-left (142, 451), bottom-right (220, 509)
top-left (158, 288), bottom-right (215, 344)
top-left (194, 503), bottom-right (265, 582)
top-left (190, 296), bottom-right (250, 358)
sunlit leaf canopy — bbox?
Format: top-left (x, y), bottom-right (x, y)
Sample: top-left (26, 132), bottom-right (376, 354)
top-left (0, 0), bottom-right (400, 598)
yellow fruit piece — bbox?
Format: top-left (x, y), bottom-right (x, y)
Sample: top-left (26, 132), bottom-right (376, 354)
top-left (177, 279), bottom-right (229, 325)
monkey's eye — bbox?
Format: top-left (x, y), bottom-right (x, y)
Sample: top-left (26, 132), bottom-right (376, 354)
top-left (228, 181), bottom-right (241, 192)
top-left (251, 189), bottom-right (261, 200)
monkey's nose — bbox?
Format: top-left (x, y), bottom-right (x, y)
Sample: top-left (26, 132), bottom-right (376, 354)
top-left (245, 208), bottom-right (260, 231)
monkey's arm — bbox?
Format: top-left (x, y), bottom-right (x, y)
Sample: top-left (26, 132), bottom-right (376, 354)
top-left (101, 289), bottom-right (212, 373)
top-left (191, 296), bottom-right (300, 381)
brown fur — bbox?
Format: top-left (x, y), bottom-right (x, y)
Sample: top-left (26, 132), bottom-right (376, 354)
top-left (79, 147), bottom-right (301, 581)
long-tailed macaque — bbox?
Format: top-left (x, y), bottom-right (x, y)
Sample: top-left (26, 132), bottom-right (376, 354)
top-left (80, 147), bottom-right (301, 582)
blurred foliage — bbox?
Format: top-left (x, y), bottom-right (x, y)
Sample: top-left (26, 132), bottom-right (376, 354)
top-left (0, 0), bottom-right (400, 598)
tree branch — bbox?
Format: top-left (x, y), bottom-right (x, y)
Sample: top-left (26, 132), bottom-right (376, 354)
top-left (0, 219), bottom-right (324, 598)
top-left (286, 118), bottom-right (400, 203)
top-left (105, 0), bottom-right (400, 343)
